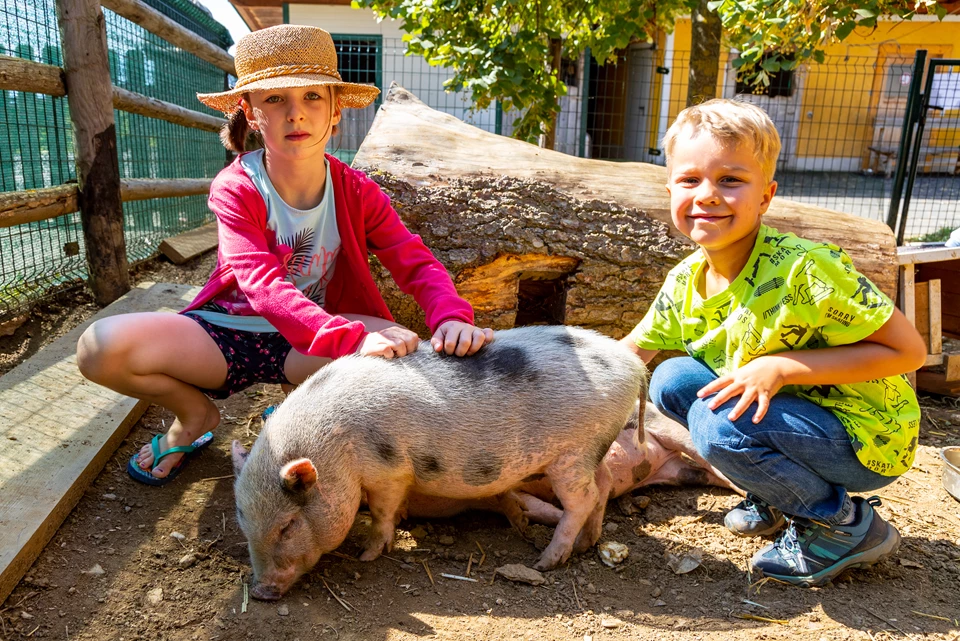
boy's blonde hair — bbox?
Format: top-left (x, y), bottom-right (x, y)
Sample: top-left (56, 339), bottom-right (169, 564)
top-left (662, 99), bottom-right (782, 183)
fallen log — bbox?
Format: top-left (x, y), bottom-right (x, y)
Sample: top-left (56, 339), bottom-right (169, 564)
top-left (353, 84), bottom-right (899, 337)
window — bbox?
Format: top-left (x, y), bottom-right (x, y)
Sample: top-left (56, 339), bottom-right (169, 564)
top-left (736, 54), bottom-right (795, 98)
top-left (333, 37), bottom-right (380, 87)
top-left (883, 63), bottom-right (913, 99)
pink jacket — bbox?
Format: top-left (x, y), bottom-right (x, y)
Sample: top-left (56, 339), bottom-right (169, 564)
top-left (182, 153), bottom-right (474, 359)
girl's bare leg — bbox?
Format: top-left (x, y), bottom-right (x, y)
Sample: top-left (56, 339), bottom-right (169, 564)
top-left (77, 312), bottom-right (228, 480)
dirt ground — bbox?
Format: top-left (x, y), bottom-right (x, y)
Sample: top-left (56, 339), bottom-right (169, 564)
top-left (1, 253), bottom-right (959, 641)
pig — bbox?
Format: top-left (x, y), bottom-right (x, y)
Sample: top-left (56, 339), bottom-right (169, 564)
top-left (232, 325), bottom-right (646, 600)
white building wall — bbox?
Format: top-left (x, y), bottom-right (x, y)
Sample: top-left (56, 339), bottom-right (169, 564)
top-left (289, 4), bottom-right (582, 153)
top-left (288, 5), bottom-right (405, 38)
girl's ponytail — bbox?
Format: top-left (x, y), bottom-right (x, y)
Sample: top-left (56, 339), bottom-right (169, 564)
top-left (220, 105), bottom-right (261, 153)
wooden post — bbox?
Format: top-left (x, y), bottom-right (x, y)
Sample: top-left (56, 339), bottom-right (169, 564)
top-left (56, 0), bottom-right (130, 305)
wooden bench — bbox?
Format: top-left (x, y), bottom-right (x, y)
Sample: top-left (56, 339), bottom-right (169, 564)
top-left (158, 221), bottom-right (218, 265)
top-left (0, 282), bottom-right (199, 605)
top-left (898, 245), bottom-right (960, 393)
top-left (868, 146), bottom-right (960, 178)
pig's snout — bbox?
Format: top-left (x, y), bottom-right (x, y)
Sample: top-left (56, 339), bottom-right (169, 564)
top-left (250, 582), bottom-right (284, 601)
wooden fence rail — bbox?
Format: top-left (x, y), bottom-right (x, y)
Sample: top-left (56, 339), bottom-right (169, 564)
top-left (100, 0), bottom-right (236, 76)
top-left (0, 55), bottom-right (226, 132)
top-left (0, 179), bottom-right (215, 229)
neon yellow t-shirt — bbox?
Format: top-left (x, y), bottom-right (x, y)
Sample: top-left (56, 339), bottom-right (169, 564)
top-left (629, 224), bottom-right (919, 476)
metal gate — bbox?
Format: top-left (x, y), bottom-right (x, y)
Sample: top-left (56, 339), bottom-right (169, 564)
top-left (886, 50), bottom-right (960, 245)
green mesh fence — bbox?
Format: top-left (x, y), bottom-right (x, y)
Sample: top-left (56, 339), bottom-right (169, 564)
top-left (0, 0), bottom-right (230, 318)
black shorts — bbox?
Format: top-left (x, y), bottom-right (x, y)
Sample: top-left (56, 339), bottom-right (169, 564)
top-left (186, 314), bottom-right (294, 399)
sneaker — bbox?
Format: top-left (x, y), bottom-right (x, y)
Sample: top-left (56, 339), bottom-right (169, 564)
top-left (750, 496), bottom-right (900, 587)
top-left (725, 494), bottom-right (786, 537)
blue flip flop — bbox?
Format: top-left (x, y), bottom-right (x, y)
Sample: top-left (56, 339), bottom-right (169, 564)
top-left (260, 404), bottom-right (278, 426)
top-left (126, 431), bottom-right (214, 486)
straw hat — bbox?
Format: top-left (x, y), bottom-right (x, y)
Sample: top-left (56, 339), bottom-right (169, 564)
top-left (197, 25), bottom-right (380, 113)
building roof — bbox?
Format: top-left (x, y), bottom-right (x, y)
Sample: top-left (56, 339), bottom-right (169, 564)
top-left (229, 0), bottom-right (351, 31)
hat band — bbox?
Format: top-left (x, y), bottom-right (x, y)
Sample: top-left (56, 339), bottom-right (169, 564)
top-left (235, 64), bottom-right (343, 88)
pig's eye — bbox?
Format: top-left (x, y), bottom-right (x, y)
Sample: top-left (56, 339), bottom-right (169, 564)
top-left (279, 518), bottom-right (297, 539)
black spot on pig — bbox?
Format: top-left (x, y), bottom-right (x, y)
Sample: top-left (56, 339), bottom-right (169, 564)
top-left (555, 333), bottom-right (576, 348)
top-left (631, 460), bottom-right (652, 484)
top-left (521, 473), bottom-right (546, 483)
top-left (554, 332), bottom-right (588, 350)
top-left (370, 431), bottom-right (399, 465)
top-left (411, 452), bottom-right (444, 481)
top-left (462, 451), bottom-right (503, 486)
top-left (460, 345), bottom-right (537, 382)
top-left (588, 353), bottom-right (612, 371)
top-left (489, 346), bottom-right (536, 381)
top-left (676, 467), bottom-right (709, 486)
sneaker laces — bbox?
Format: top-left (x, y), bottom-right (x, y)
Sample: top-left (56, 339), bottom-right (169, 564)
top-left (773, 516), bottom-right (837, 558)
top-left (773, 519), bottom-right (803, 557)
top-left (741, 494), bottom-right (770, 523)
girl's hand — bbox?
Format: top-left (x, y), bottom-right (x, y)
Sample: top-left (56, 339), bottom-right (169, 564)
top-left (696, 357), bottom-right (786, 424)
top-left (358, 326), bottom-right (421, 359)
top-left (431, 321), bottom-right (495, 357)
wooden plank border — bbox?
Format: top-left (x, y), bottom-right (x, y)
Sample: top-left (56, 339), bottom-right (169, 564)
top-left (1, 179), bottom-right (214, 229)
top-left (0, 282), bottom-right (200, 607)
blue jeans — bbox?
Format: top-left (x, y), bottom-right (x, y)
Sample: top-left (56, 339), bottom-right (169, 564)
top-left (650, 357), bottom-right (896, 524)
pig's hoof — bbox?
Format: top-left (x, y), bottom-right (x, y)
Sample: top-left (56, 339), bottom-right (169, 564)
top-left (359, 547), bottom-right (383, 562)
top-left (573, 527), bottom-right (601, 554)
top-left (497, 492), bottom-right (531, 537)
top-left (533, 549), bottom-right (568, 571)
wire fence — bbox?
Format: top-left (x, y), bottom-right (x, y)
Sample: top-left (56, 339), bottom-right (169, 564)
top-left (332, 39), bottom-right (959, 242)
top-left (0, 0), bottom-right (229, 318)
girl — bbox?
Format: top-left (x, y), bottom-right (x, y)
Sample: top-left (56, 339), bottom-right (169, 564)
top-left (77, 25), bottom-right (494, 486)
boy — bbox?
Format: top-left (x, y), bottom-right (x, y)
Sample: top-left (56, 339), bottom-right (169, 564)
top-left (623, 99), bottom-right (926, 587)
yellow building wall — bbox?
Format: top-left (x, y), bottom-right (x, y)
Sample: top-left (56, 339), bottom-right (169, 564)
top-left (796, 21), bottom-right (957, 159)
top-left (665, 18), bottom-right (959, 162)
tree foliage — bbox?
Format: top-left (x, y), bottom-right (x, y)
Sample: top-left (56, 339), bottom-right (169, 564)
top-left (711, 0), bottom-right (946, 84)
top-left (353, 0), bottom-right (945, 142)
top-left (354, 0), bottom-right (692, 141)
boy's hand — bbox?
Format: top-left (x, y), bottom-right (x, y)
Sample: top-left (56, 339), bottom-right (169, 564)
top-left (359, 326), bottom-right (421, 359)
top-left (697, 357), bottom-right (786, 423)
top-left (431, 321), bottom-right (495, 357)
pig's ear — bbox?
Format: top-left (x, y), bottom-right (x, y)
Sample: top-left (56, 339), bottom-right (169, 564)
top-left (280, 458), bottom-right (318, 493)
top-left (231, 440), bottom-right (250, 476)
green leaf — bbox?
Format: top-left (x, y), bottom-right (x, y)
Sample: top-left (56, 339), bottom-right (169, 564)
top-left (834, 20), bottom-right (856, 40)
top-left (854, 8), bottom-right (877, 18)
top-left (761, 56), bottom-right (781, 72)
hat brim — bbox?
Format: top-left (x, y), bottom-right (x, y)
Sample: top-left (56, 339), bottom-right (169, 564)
top-left (197, 73), bottom-right (380, 113)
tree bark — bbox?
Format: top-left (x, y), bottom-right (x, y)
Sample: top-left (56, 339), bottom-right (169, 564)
top-left (540, 37), bottom-right (563, 150)
top-left (56, 0), bottom-right (130, 305)
top-left (687, 0), bottom-right (722, 107)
